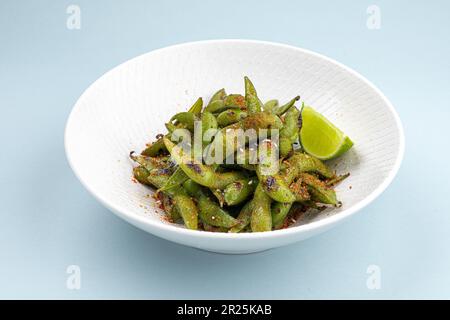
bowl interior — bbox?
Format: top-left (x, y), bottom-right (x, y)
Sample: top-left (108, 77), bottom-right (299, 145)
top-left (65, 40), bottom-right (402, 233)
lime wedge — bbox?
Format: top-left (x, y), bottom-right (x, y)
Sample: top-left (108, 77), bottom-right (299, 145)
top-left (300, 106), bottom-right (353, 160)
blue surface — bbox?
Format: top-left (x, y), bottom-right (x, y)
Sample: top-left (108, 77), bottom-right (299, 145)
top-left (0, 0), bottom-right (449, 299)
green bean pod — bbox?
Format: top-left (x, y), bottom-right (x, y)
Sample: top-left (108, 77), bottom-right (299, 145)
top-left (158, 166), bottom-right (189, 192)
top-left (165, 122), bottom-right (177, 133)
top-left (280, 107), bottom-right (300, 139)
top-left (141, 137), bottom-right (167, 156)
top-left (202, 223), bottom-right (228, 232)
top-left (279, 136), bottom-right (293, 158)
top-left (164, 138), bottom-right (246, 189)
top-left (239, 112), bottom-right (283, 130)
top-left (244, 76), bottom-right (263, 114)
top-left (271, 202), bottom-right (293, 229)
top-left (204, 89), bottom-right (233, 114)
top-left (187, 97), bottom-right (203, 114)
top-left (223, 176), bottom-right (258, 206)
top-left (183, 180), bottom-right (238, 228)
top-left (208, 111), bottom-right (283, 160)
top-left (133, 166), bottom-right (152, 185)
top-left (160, 193), bottom-right (181, 221)
top-left (208, 88), bottom-right (226, 105)
top-left (246, 94), bottom-right (263, 114)
top-left (172, 193), bottom-right (198, 230)
top-left (289, 177), bottom-right (311, 202)
top-left (147, 168), bottom-right (174, 189)
top-left (223, 94), bottom-right (246, 109)
top-left (201, 112), bottom-right (218, 133)
top-left (170, 112), bottom-right (198, 131)
top-left (234, 147), bottom-right (258, 171)
top-left (326, 173), bottom-right (350, 187)
top-left (244, 76), bottom-right (258, 97)
top-left (217, 108), bottom-right (248, 127)
top-left (198, 196), bottom-right (238, 228)
top-left (211, 188), bottom-right (225, 207)
top-left (130, 152), bottom-right (169, 172)
top-left (287, 152), bottom-right (335, 179)
top-left (263, 99), bottom-right (279, 113)
top-left (204, 99), bottom-right (226, 113)
top-left (250, 184), bottom-right (273, 232)
top-left (257, 141), bottom-right (296, 203)
top-left (132, 160), bottom-right (197, 229)
top-left (229, 202), bottom-right (253, 233)
top-left (275, 96), bottom-right (300, 116)
top-left (300, 173), bottom-right (338, 205)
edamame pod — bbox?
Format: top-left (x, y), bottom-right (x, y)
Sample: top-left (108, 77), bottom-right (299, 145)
top-left (170, 112), bottom-right (198, 131)
top-left (244, 77), bottom-right (263, 114)
top-left (257, 141), bottom-right (296, 203)
top-left (288, 152), bottom-right (335, 179)
top-left (263, 99), bottom-right (279, 113)
top-left (275, 96), bottom-right (300, 116)
top-left (183, 180), bottom-right (238, 228)
top-left (141, 137), bottom-right (167, 156)
top-left (326, 173), bottom-right (350, 187)
top-left (204, 99), bottom-right (226, 113)
top-left (223, 176), bottom-right (258, 206)
top-left (165, 138), bottom-right (246, 189)
top-left (279, 137), bottom-right (293, 158)
top-left (158, 166), bottom-right (189, 192)
top-left (129, 152), bottom-right (169, 172)
top-left (271, 202), bottom-right (293, 229)
top-left (229, 202), bottom-right (252, 233)
top-left (289, 177), bottom-right (311, 202)
top-left (207, 88), bottom-right (226, 105)
top-left (224, 94), bottom-right (246, 109)
top-left (300, 173), bottom-right (338, 205)
top-left (250, 184), bottom-right (273, 232)
top-left (217, 109), bottom-right (248, 127)
top-left (133, 166), bottom-right (151, 185)
top-left (160, 193), bottom-right (181, 222)
top-left (187, 97), bottom-right (203, 114)
top-left (172, 193), bottom-right (198, 230)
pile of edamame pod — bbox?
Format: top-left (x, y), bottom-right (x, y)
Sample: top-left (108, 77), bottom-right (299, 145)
top-left (130, 77), bottom-right (349, 232)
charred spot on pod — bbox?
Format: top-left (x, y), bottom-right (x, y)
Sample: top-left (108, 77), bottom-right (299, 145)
top-left (234, 181), bottom-right (243, 190)
top-left (264, 176), bottom-right (277, 190)
top-left (167, 160), bottom-right (177, 168)
top-left (186, 162), bottom-right (202, 174)
top-left (297, 112), bottom-right (303, 129)
top-left (155, 133), bottom-right (164, 139)
top-left (156, 168), bottom-right (171, 175)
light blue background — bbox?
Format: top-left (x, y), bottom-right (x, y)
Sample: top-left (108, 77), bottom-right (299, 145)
top-left (1, 0), bottom-right (449, 299)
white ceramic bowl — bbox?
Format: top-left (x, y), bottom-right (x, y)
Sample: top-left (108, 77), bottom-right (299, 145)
top-left (65, 40), bottom-right (404, 254)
